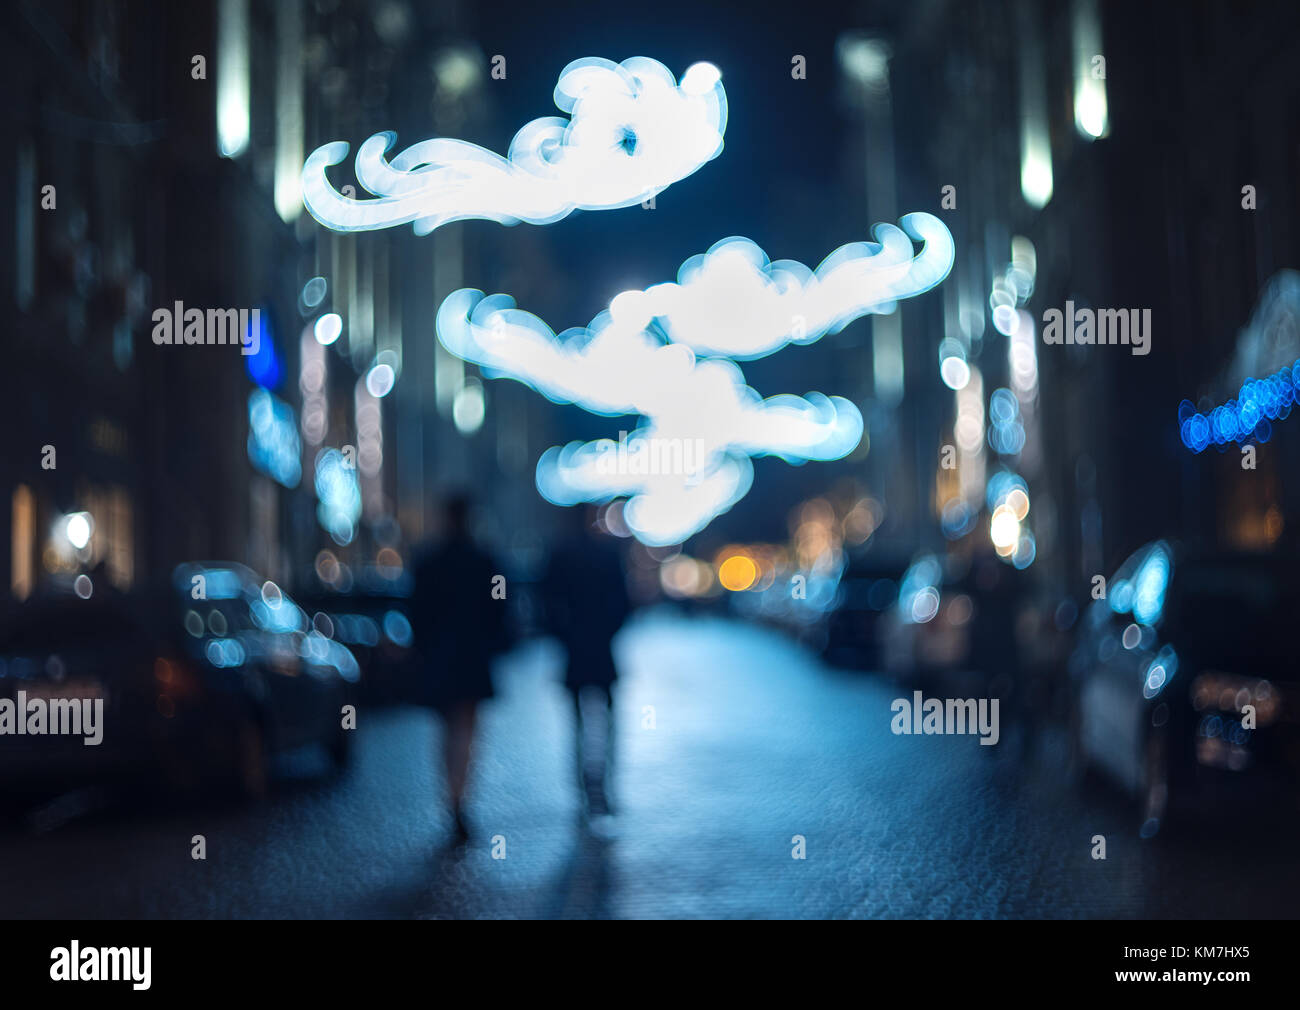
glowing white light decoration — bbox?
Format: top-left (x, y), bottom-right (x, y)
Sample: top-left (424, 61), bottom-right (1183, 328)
top-left (620, 212), bottom-right (953, 359)
top-left (435, 214), bottom-right (954, 545)
top-left (301, 57), bottom-right (727, 235)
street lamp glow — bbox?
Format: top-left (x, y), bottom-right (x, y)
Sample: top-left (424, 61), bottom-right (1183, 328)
top-left (717, 554), bottom-right (757, 592)
top-left (315, 313), bottom-right (343, 345)
top-left (1072, 0), bottom-right (1109, 139)
top-left (216, 0), bottom-right (250, 159)
top-left (836, 34), bottom-right (891, 88)
top-left (64, 512), bottom-right (92, 550)
top-left (1020, 137), bottom-right (1053, 210)
top-left (940, 355), bottom-right (970, 391)
top-left (452, 381), bottom-right (485, 435)
top-left (939, 337), bottom-right (969, 390)
top-left (302, 277), bottom-right (328, 309)
top-left (1018, 45), bottom-right (1053, 208)
top-left (434, 47), bottom-right (483, 97)
top-left (990, 505), bottom-right (1020, 553)
top-left (1076, 86), bottom-right (1108, 139)
top-left (992, 303), bottom-right (1020, 336)
top-left (365, 362), bottom-right (396, 398)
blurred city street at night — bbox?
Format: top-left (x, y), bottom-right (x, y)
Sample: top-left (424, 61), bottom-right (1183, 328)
top-left (3, 0), bottom-right (1300, 929)
top-left (3, 614), bottom-right (1295, 919)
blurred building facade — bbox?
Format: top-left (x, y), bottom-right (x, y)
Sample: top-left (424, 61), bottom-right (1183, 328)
top-left (870, 0), bottom-right (1300, 612)
top-left (0, 0), bottom-right (562, 609)
top-left (6, 0), bottom-right (1300, 617)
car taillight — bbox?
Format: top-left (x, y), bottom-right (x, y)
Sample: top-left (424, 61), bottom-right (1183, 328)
top-left (1190, 672), bottom-right (1278, 726)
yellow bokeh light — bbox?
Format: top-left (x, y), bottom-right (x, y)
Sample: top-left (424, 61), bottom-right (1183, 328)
top-left (717, 554), bottom-right (758, 592)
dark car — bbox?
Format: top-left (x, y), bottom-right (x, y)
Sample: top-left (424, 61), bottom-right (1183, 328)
top-left (295, 590), bottom-right (413, 704)
top-left (878, 552), bottom-right (976, 681)
top-left (1068, 541), bottom-right (1300, 836)
top-left (0, 562), bottom-right (359, 802)
top-left (821, 552), bottom-right (908, 670)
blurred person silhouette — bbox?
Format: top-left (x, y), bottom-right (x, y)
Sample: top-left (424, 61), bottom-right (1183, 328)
top-left (544, 504), bottom-right (631, 824)
top-left (969, 548), bottom-right (1029, 749)
top-left (410, 493), bottom-right (507, 845)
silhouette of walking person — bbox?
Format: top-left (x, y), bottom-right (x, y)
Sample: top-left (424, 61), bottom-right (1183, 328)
top-left (969, 548), bottom-right (1028, 749)
top-left (410, 494), bottom-right (506, 845)
top-left (544, 505), bottom-right (631, 825)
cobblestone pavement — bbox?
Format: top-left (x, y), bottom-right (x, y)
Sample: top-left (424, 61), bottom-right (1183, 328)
top-left (1, 612), bottom-right (1294, 918)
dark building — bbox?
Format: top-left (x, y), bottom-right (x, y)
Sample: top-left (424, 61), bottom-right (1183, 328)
top-left (0, 0), bottom-right (563, 608)
top-left (871, 0), bottom-right (1300, 608)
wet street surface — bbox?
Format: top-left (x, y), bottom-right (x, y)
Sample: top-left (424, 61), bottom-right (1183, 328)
top-left (2, 613), bottom-right (1295, 919)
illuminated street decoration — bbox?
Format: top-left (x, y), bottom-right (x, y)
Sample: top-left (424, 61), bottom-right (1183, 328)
top-left (1179, 368), bottom-right (1297, 453)
top-left (1179, 271), bottom-right (1300, 452)
top-left (436, 214), bottom-right (954, 545)
top-left (301, 57), bottom-right (727, 235)
top-left (622, 212), bottom-right (953, 359)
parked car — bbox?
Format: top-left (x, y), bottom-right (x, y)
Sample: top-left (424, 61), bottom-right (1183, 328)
top-left (879, 553), bottom-right (975, 680)
top-left (296, 590), bottom-right (413, 704)
top-left (0, 562), bottom-right (359, 802)
top-left (821, 552), bottom-right (909, 671)
top-left (1068, 541), bottom-right (1300, 836)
